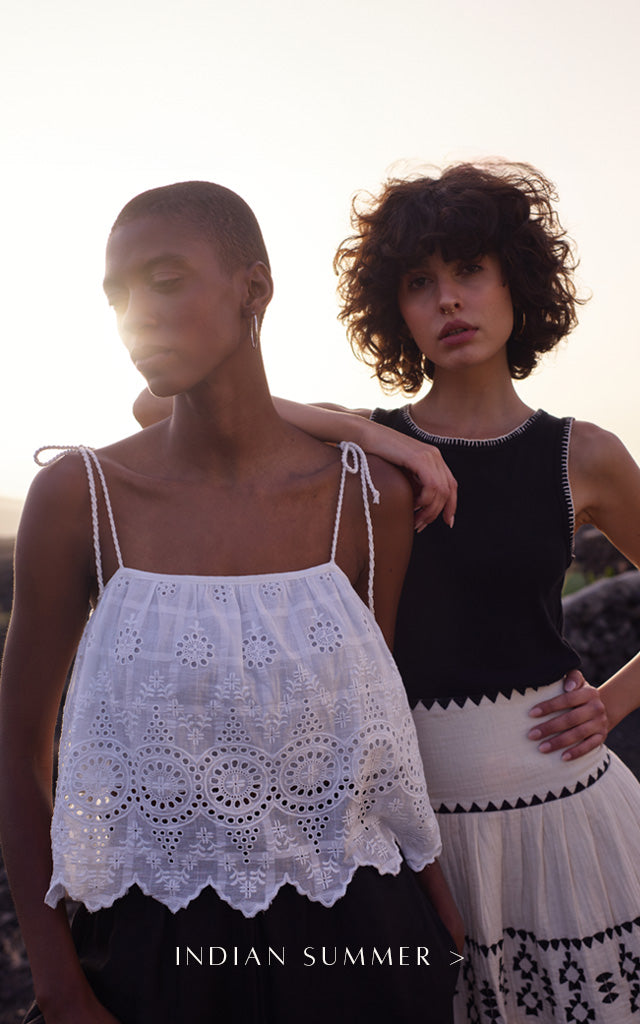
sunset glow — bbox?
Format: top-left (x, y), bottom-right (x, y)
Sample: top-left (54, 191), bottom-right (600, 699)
top-left (3, 0), bottom-right (639, 501)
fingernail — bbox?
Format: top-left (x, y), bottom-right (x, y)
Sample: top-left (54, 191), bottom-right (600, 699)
top-left (449, 516), bottom-right (455, 529)
top-left (528, 707), bottom-right (543, 718)
top-left (539, 742), bottom-right (551, 753)
top-left (565, 678), bottom-right (578, 691)
top-left (562, 751), bottom-right (572, 761)
top-left (528, 728), bottom-right (541, 740)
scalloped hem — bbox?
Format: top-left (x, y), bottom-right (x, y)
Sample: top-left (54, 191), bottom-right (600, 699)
top-left (44, 847), bottom-right (440, 918)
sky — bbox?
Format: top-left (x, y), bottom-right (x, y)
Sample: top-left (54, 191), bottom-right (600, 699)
top-left (2, 0), bottom-right (639, 503)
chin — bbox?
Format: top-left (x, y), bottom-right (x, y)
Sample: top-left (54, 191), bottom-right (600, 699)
top-left (142, 375), bottom-right (181, 399)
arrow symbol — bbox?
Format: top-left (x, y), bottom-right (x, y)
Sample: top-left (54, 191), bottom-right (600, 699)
top-left (449, 951), bottom-right (465, 966)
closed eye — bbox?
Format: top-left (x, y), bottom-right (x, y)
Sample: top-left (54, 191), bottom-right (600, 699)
top-left (150, 276), bottom-right (183, 292)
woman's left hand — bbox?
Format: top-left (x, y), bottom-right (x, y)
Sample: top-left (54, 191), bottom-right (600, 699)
top-left (527, 669), bottom-right (610, 760)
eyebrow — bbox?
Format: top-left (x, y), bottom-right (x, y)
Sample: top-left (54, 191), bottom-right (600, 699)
top-left (103, 253), bottom-right (191, 293)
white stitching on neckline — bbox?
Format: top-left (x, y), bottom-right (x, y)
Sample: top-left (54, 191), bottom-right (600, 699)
top-left (401, 406), bottom-right (543, 447)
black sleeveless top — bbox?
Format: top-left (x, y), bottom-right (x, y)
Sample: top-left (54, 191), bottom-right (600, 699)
top-left (372, 406), bottom-right (581, 706)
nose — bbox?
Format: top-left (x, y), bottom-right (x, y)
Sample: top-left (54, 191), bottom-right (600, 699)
top-left (438, 289), bottom-right (461, 315)
top-left (436, 272), bottom-right (462, 315)
top-left (118, 288), bottom-right (156, 344)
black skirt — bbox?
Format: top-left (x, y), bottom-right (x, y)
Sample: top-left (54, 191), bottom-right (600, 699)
top-left (24, 864), bottom-right (458, 1023)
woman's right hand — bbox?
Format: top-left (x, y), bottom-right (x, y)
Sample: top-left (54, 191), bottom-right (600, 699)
top-left (350, 413), bottom-right (457, 530)
top-left (365, 427), bottom-right (457, 531)
top-left (270, 398), bottom-right (459, 530)
top-left (400, 439), bottom-right (458, 532)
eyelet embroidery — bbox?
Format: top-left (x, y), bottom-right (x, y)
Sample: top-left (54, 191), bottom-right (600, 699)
top-left (44, 444), bottom-right (441, 916)
top-left (175, 630), bottom-right (215, 669)
top-left (242, 632), bottom-right (278, 669)
top-left (307, 619), bottom-right (344, 654)
top-left (156, 581), bottom-right (177, 597)
top-left (114, 622), bottom-right (142, 664)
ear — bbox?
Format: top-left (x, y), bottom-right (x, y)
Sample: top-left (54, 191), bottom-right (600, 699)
top-left (242, 261), bottom-right (274, 320)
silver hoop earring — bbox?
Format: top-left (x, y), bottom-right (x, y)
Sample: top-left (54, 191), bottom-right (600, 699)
top-left (250, 313), bottom-right (259, 349)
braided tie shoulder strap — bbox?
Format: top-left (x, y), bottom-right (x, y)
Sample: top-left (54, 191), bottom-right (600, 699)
top-left (330, 441), bottom-right (380, 615)
top-left (33, 446), bottom-right (123, 598)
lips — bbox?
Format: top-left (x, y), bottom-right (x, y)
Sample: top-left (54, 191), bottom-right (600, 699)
top-left (130, 345), bottom-right (171, 367)
top-left (438, 319), bottom-right (477, 343)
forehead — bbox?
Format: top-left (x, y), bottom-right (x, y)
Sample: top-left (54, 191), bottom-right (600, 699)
top-left (105, 214), bottom-right (224, 277)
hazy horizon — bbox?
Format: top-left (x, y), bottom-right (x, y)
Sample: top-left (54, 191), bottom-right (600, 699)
top-left (0, 497), bottom-right (22, 538)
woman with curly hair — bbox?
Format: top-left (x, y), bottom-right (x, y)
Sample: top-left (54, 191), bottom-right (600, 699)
top-left (133, 162), bottom-right (640, 1022)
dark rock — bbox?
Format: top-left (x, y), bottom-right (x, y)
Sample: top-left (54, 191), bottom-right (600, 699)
top-left (572, 524), bottom-right (634, 578)
top-left (0, 846), bottom-right (33, 1023)
top-left (563, 571), bottom-right (640, 778)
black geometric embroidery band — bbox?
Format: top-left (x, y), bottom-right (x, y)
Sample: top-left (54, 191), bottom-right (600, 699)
top-left (460, 918), bottom-right (640, 1021)
top-left (416, 681), bottom-right (556, 710)
top-left (464, 915), bottom-right (640, 960)
top-left (436, 754), bottom-right (610, 814)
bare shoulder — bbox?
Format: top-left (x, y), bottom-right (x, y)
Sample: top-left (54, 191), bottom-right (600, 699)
top-left (25, 449), bottom-right (92, 524)
top-left (357, 454), bottom-right (413, 648)
top-left (14, 450), bottom-right (94, 605)
top-left (570, 420), bottom-right (640, 528)
top-left (365, 453), bottom-right (414, 558)
top-left (366, 452), bottom-right (414, 516)
top-left (5, 451), bottom-right (98, 725)
top-left (95, 423), bottom-right (164, 464)
top-left (337, 449), bottom-right (413, 548)
top-left (570, 420), bottom-right (632, 476)
top-left (570, 420), bottom-right (638, 495)
top-left (23, 429), bottom-right (157, 544)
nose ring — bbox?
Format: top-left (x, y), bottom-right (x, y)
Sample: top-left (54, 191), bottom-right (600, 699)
top-left (441, 302), bottom-right (458, 315)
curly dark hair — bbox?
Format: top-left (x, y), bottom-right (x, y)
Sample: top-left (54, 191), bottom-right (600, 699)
top-left (334, 161), bottom-right (583, 393)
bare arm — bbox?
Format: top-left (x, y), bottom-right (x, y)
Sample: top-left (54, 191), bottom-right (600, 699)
top-left (351, 458), bottom-right (464, 951)
top-left (355, 454), bottom-right (415, 648)
top-left (528, 422), bottom-right (640, 759)
top-left (274, 398), bottom-right (457, 530)
top-left (417, 860), bottom-right (465, 955)
top-left (0, 458), bottom-right (121, 1023)
top-left (132, 389), bottom-right (457, 529)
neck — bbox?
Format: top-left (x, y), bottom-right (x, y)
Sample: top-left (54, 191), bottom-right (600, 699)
top-left (412, 361), bottom-right (533, 439)
top-left (166, 357), bottom-right (289, 477)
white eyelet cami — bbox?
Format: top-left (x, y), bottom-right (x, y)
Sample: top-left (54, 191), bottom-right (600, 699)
top-left (41, 442), bottom-right (441, 917)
